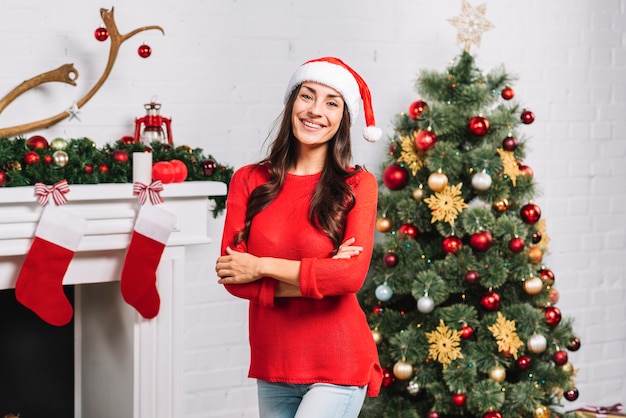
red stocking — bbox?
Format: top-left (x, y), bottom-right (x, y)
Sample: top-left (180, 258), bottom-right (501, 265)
top-left (121, 204), bottom-right (176, 319)
top-left (15, 205), bottom-right (87, 326)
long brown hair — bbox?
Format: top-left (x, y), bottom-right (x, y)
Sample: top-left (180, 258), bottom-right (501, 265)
top-left (234, 85), bottom-right (362, 253)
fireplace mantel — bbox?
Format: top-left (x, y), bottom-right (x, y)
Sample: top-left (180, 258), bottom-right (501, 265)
top-left (0, 181), bottom-right (227, 418)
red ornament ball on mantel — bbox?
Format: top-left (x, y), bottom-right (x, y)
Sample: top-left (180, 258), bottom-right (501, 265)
top-left (94, 26), bottom-right (109, 41)
top-left (408, 100), bottom-right (428, 120)
top-left (169, 159), bottom-right (188, 182)
top-left (27, 135), bottom-right (49, 149)
top-left (468, 116), bottom-right (490, 136)
top-left (138, 43), bottom-right (152, 58)
top-left (202, 159), bottom-right (218, 176)
top-left (24, 151), bottom-right (40, 165)
top-left (99, 164), bottom-right (109, 174)
top-left (112, 149), bottom-right (129, 163)
top-left (152, 161), bottom-right (175, 184)
top-left (0, 170), bottom-right (6, 187)
top-left (521, 109), bottom-right (535, 124)
top-left (383, 164), bottom-right (410, 190)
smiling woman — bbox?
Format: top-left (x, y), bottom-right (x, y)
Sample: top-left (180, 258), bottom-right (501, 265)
top-left (215, 57), bottom-right (382, 418)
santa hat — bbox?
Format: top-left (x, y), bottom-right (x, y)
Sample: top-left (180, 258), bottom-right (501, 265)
top-left (284, 57), bottom-right (382, 143)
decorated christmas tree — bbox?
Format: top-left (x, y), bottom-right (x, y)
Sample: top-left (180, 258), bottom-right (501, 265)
top-left (358, 4), bottom-right (580, 418)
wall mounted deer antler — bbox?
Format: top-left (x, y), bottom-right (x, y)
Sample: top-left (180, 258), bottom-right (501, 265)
top-left (0, 7), bottom-right (164, 138)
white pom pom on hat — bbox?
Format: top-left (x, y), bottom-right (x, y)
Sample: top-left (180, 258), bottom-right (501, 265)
top-left (284, 57), bottom-right (382, 143)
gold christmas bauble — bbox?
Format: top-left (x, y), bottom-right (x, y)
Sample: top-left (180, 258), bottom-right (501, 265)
top-left (376, 217), bottom-right (393, 233)
top-left (50, 137), bottom-right (69, 151)
top-left (427, 172), bottom-right (448, 192)
top-left (492, 198), bottom-right (509, 213)
top-left (528, 246), bottom-right (543, 265)
top-left (52, 150), bottom-right (69, 167)
top-left (393, 359), bottom-right (414, 380)
top-left (533, 405), bottom-right (550, 418)
top-left (560, 361), bottom-right (574, 375)
top-left (523, 277), bottom-right (543, 295)
top-left (372, 329), bottom-right (383, 345)
top-left (412, 187), bottom-right (424, 201)
top-left (488, 364), bottom-right (506, 383)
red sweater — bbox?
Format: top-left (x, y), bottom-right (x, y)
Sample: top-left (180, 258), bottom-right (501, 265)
top-left (221, 164), bottom-right (382, 397)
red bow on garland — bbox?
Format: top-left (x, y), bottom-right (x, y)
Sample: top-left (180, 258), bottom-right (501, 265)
top-left (34, 180), bottom-right (70, 206)
top-left (133, 180), bottom-right (164, 205)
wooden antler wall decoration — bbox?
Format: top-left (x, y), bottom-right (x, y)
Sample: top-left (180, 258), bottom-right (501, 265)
top-left (0, 7), bottom-right (164, 138)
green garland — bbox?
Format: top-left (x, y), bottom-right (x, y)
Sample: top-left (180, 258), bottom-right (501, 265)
top-left (0, 136), bottom-right (233, 217)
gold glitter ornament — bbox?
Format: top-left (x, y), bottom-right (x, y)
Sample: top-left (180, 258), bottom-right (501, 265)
top-left (533, 405), bottom-right (550, 418)
top-left (488, 364), bottom-right (506, 383)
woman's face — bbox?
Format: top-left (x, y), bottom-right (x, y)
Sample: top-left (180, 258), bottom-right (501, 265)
top-left (291, 82), bottom-right (345, 148)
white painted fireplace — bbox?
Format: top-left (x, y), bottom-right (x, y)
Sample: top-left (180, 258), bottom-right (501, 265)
top-left (0, 181), bottom-right (227, 418)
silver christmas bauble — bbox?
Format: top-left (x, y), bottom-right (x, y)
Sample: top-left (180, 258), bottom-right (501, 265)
top-left (471, 171), bottom-right (492, 191)
top-left (375, 283), bottom-right (393, 302)
top-left (417, 296), bottom-right (435, 313)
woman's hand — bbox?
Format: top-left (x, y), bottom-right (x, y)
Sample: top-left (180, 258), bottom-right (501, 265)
top-left (332, 237), bottom-right (363, 259)
top-left (216, 247), bottom-right (263, 285)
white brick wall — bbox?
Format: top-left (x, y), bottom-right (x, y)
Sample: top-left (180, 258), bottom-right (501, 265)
top-left (2, 0), bottom-right (624, 415)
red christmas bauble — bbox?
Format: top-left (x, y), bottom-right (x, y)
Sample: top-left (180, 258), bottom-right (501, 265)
top-left (545, 306), bottom-right (562, 327)
top-left (518, 163), bottom-right (534, 177)
top-left (99, 164), bottom-right (109, 174)
top-left (383, 164), bottom-right (410, 190)
top-left (94, 26), bottom-right (109, 41)
top-left (452, 393), bottom-right (467, 407)
top-left (442, 236), bottom-right (462, 254)
top-left (483, 411), bottom-right (503, 418)
top-left (460, 325), bottom-right (474, 339)
top-left (521, 109), bottom-right (535, 124)
top-left (414, 129), bottom-right (437, 151)
top-left (24, 151), bottom-right (40, 165)
top-left (427, 412), bottom-right (440, 418)
top-left (383, 252), bottom-right (399, 268)
top-left (138, 43), bottom-right (152, 58)
top-left (44, 155), bottom-right (52, 164)
top-left (408, 100), bottom-right (428, 120)
top-left (465, 270), bottom-right (480, 285)
top-left (531, 231), bottom-right (542, 244)
top-left (469, 231), bottom-right (493, 252)
top-left (202, 159), bottom-right (218, 176)
top-left (381, 367), bottom-right (395, 388)
top-left (520, 203), bottom-right (541, 224)
top-left (516, 355), bottom-right (532, 370)
top-left (538, 268), bottom-right (555, 285)
top-left (152, 161), bottom-right (175, 184)
top-left (568, 337), bottom-right (581, 351)
top-left (27, 135), bottom-right (49, 149)
top-left (501, 86), bottom-right (515, 100)
top-left (0, 170), bottom-right (6, 187)
top-left (169, 159), bottom-right (188, 182)
top-left (120, 135), bottom-right (136, 144)
top-left (565, 387), bottom-right (579, 401)
top-left (84, 164), bottom-right (93, 174)
top-left (502, 136), bottom-right (518, 151)
top-left (480, 291), bottom-right (501, 311)
top-left (112, 149), bottom-right (129, 163)
top-left (398, 223), bottom-right (419, 240)
top-left (373, 305), bottom-right (383, 315)
top-left (468, 116), bottom-right (490, 136)
top-left (508, 237), bottom-right (525, 253)
top-left (553, 350), bottom-right (568, 366)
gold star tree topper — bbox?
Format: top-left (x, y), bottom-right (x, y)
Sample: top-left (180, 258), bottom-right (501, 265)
top-left (448, 1), bottom-right (494, 52)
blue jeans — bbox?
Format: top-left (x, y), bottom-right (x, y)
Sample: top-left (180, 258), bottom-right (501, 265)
top-left (257, 380), bottom-right (367, 418)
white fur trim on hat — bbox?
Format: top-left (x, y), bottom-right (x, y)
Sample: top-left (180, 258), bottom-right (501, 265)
top-left (284, 57), bottom-right (381, 142)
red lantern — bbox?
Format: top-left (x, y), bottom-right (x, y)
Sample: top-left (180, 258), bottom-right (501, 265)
top-left (468, 116), bottom-right (490, 136)
top-left (398, 223), bottom-right (419, 240)
top-left (520, 203), bottom-right (541, 224)
top-left (469, 231), bottom-right (493, 251)
top-left (169, 159), bottom-right (188, 182)
top-left (442, 236), bottom-right (462, 254)
top-left (134, 100), bottom-right (173, 145)
top-left (545, 306), bottom-right (562, 327)
top-left (383, 164), bottom-right (410, 190)
top-left (414, 129), bottom-right (437, 151)
top-left (24, 151), bottom-right (40, 165)
top-left (27, 135), bottom-right (49, 149)
top-left (408, 100), bottom-right (428, 120)
top-left (152, 161), bottom-right (175, 184)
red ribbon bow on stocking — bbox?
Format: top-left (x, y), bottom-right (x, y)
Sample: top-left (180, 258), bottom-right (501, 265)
top-left (34, 180), bottom-right (70, 206)
top-left (133, 180), bottom-right (164, 205)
